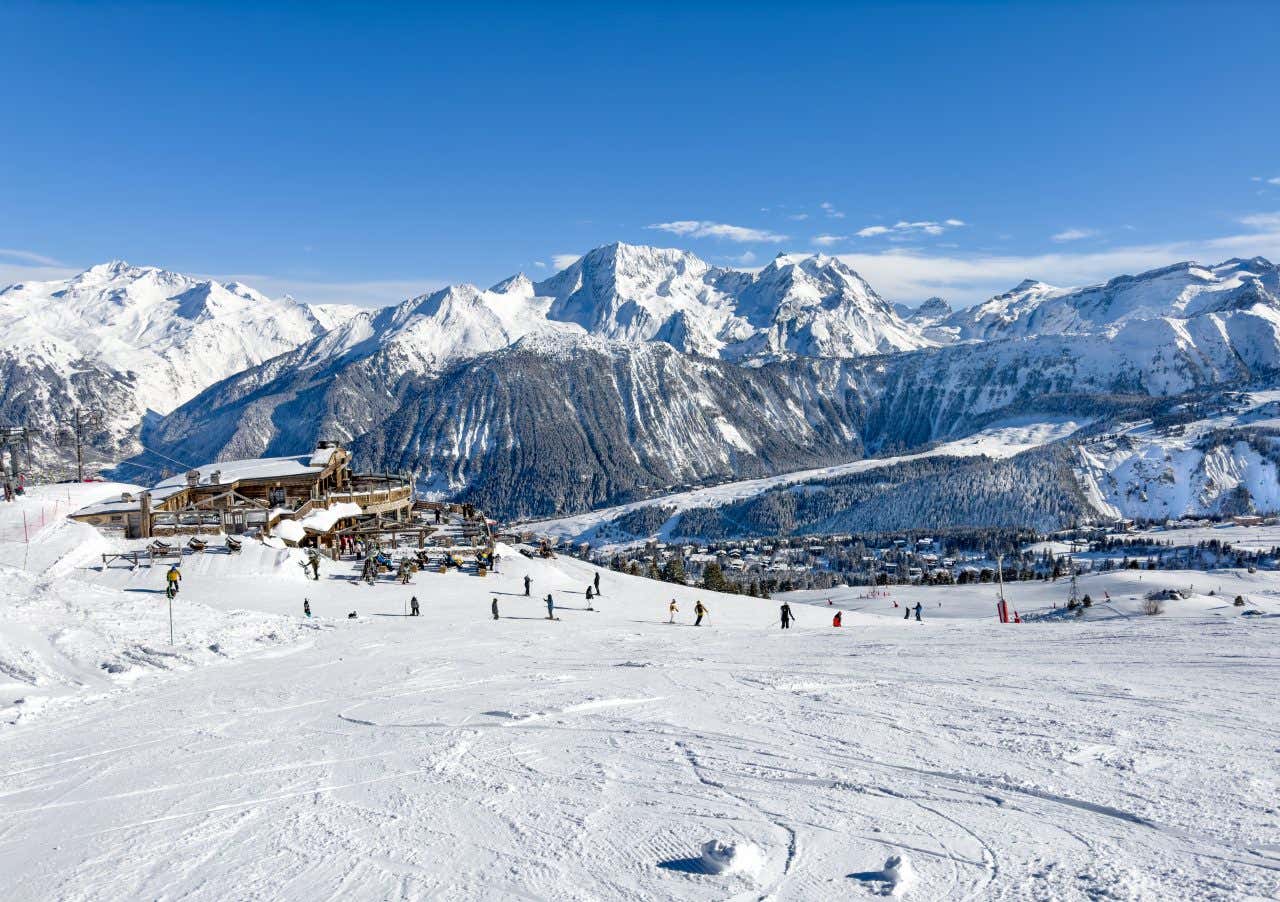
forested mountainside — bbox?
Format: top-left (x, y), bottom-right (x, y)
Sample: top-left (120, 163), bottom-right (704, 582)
top-left (668, 445), bottom-right (1095, 539)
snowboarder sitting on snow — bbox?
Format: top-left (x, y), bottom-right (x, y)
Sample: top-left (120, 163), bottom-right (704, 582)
top-left (410, 596), bottom-right (420, 616)
top-left (780, 602), bottom-right (794, 630)
top-left (903, 604), bottom-right (910, 620)
top-left (833, 611), bottom-right (842, 627)
top-left (694, 600), bottom-right (708, 626)
top-left (166, 564), bottom-right (182, 596)
top-left (303, 598), bottom-right (311, 618)
top-left (347, 611), bottom-right (358, 619)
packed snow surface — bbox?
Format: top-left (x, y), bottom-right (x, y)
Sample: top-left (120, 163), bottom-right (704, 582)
top-left (1, 485), bottom-right (1278, 899)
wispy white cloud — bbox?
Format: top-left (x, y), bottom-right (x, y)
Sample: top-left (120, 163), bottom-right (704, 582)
top-left (1270, 177), bottom-right (1280, 186)
top-left (838, 217), bottom-right (1280, 305)
top-left (1051, 228), bottom-right (1098, 242)
top-left (645, 220), bottom-right (788, 242)
top-left (727, 250), bottom-right (757, 265)
top-left (532, 260), bottom-right (548, 269)
top-left (551, 253), bottom-right (582, 270)
top-left (787, 213), bottom-right (810, 221)
top-left (856, 218), bottom-right (966, 239)
top-left (215, 272), bottom-right (449, 307)
top-left (811, 234), bottom-right (848, 247)
top-left (0, 248), bottom-right (63, 266)
top-left (820, 201), bottom-right (845, 219)
top-left (1239, 211), bottom-right (1280, 230)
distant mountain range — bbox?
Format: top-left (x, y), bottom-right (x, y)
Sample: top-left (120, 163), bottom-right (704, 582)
top-left (4, 245), bottom-right (1279, 527)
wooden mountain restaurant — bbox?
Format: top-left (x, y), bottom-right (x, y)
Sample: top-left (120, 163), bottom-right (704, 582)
top-left (70, 442), bottom-right (413, 543)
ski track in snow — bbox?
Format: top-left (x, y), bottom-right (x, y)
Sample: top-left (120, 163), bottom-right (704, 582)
top-left (0, 486), bottom-right (1278, 900)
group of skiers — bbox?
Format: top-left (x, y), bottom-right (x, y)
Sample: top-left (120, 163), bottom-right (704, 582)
top-left (291, 558), bottom-right (938, 631)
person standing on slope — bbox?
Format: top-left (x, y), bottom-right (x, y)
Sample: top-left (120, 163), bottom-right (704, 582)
top-left (668, 599), bottom-right (679, 623)
top-left (545, 593), bottom-right (555, 620)
top-left (694, 600), bottom-right (708, 626)
top-left (903, 604), bottom-right (911, 621)
top-left (780, 602), bottom-right (794, 630)
top-left (593, 571), bottom-right (601, 596)
top-left (410, 596), bottom-right (420, 616)
top-left (492, 597), bottom-right (500, 620)
top-left (832, 610), bottom-right (842, 627)
top-left (914, 601), bottom-right (923, 622)
top-left (524, 575), bottom-right (531, 597)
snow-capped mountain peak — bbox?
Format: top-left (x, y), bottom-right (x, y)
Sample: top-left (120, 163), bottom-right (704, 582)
top-left (0, 261), bottom-right (329, 464)
top-left (948, 257), bottom-right (1280, 342)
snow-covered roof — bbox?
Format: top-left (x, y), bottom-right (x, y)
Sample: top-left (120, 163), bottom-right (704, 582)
top-left (148, 451), bottom-right (342, 501)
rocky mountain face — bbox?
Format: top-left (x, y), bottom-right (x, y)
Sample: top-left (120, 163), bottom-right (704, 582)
top-left (0, 262), bottom-right (327, 468)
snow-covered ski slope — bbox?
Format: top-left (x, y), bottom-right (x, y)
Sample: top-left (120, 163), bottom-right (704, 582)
top-left (1, 484), bottom-right (1278, 900)
top-left (524, 417), bottom-right (1088, 548)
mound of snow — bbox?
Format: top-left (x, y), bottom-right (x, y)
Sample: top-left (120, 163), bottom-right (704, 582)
top-left (699, 839), bottom-right (765, 877)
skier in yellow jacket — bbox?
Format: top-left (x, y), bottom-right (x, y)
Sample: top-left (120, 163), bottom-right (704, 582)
top-left (165, 564), bottom-right (182, 598)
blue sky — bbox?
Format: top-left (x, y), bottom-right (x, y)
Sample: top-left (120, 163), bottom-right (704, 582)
top-left (4, 1), bottom-right (1280, 306)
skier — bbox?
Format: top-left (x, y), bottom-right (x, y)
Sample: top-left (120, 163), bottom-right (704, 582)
top-left (410, 596), bottom-right (420, 616)
top-left (780, 602), bottom-right (794, 630)
top-left (832, 610), bottom-right (842, 627)
top-left (492, 597), bottom-right (500, 620)
top-left (166, 564), bottom-right (182, 596)
top-left (585, 586), bottom-right (595, 611)
top-left (524, 575), bottom-right (531, 597)
top-left (398, 559), bottom-right (414, 585)
top-left (303, 598), bottom-right (311, 618)
top-left (668, 599), bottom-right (679, 623)
top-left (593, 572), bottom-right (601, 596)
top-left (545, 593), bottom-right (555, 620)
top-left (914, 601), bottom-right (922, 622)
top-left (694, 600), bottom-right (708, 626)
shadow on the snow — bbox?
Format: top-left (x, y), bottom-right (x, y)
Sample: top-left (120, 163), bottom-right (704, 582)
top-left (658, 857), bottom-right (716, 875)
top-left (123, 588), bottom-right (168, 594)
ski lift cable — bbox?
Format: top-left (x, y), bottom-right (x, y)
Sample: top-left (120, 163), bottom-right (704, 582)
top-left (136, 444), bottom-right (197, 472)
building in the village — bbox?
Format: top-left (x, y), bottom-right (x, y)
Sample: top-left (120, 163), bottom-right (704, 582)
top-left (70, 442), bottom-right (413, 545)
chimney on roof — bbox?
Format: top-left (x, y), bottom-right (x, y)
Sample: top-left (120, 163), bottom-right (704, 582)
top-left (316, 439), bottom-right (338, 450)
top-left (186, 469), bottom-right (200, 487)
top-left (210, 470), bottom-right (222, 485)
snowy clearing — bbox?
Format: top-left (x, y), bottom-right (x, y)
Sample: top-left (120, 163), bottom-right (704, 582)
top-left (1, 485), bottom-right (1278, 900)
